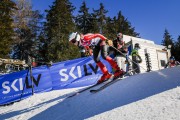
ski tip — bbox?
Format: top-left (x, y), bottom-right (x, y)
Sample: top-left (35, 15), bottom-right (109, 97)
top-left (90, 90), bottom-right (97, 93)
top-left (68, 93), bottom-right (78, 98)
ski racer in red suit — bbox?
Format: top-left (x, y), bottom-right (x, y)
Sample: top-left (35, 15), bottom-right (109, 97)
top-left (69, 32), bottom-right (124, 84)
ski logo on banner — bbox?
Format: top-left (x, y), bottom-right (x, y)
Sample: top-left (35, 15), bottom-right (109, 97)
top-left (1, 74), bottom-right (41, 94)
top-left (59, 63), bottom-right (98, 82)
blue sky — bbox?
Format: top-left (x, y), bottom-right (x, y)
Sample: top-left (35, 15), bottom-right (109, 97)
top-left (32, 0), bottom-right (180, 45)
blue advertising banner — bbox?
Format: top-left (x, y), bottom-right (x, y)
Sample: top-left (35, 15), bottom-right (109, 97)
top-left (50, 56), bottom-right (112, 89)
top-left (0, 56), bottom-right (112, 105)
top-left (0, 66), bottom-right (52, 105)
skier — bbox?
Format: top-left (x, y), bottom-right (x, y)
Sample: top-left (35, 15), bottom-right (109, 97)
top-left (112, 33), bottom-right (128, 72)
top-left (69, 32), bottom-right (124, 84)
top-left (131, 43), bottom-right (142, 74)
top-left (165, 56), bottom-right (180, 68)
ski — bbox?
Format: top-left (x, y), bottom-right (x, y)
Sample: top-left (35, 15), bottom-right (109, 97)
top-left (67, 84), bottom-right (99, 98)
top-left (89, 77), bottom-right (121, 93)
top-left (89, 70), bottom-right (135, 93)
top-left (67, 75), bottom-right (114, 98)
top-left (67, 69), bottom-right (135, 97)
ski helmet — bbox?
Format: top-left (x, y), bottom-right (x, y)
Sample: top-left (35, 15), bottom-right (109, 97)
top-left (69, 32), bottom-right (80, 43)
top-left (134, 43), bottom-right (140, 49)
top-left (170, 56), bottom-right (175, 60)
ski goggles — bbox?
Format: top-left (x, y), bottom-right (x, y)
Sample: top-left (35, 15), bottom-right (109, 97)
top-left (70, 32), bottom-right (78, 43)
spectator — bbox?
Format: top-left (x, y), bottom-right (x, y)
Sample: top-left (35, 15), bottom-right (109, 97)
top-left (113, 33), bottom-right (128, 72)
top-left (165, 56), bottom-right (180, 68)
top-left (131, 43), bottom-right (142, 74)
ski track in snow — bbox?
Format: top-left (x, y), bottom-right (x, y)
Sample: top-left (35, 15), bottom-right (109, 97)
top-left (0, 67), bottom-right (180, 120)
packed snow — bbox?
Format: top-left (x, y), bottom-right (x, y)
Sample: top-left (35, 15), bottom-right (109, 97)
top-left (0, 66), bottom-right (180, 120)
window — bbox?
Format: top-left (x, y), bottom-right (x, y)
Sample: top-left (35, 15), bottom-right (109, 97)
top-left (160, 60), bottom-right (166, 67)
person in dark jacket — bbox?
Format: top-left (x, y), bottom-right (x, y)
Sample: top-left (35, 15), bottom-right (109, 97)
top-left (113, 33), bottom-right (128, 72)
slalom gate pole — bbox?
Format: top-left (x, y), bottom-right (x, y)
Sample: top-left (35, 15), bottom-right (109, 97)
top-left (29, 65), bottom-right (34, 95)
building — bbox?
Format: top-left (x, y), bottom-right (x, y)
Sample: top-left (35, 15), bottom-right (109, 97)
top-left (0, 58), bottom-right (28, 73)
top-left (123, 35), bottom-right (170, 73)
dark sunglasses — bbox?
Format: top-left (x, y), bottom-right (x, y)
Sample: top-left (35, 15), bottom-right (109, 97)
top-left (71, 39), bottom-right (77, 43)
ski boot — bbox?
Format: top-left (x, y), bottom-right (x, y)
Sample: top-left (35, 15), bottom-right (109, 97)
top-left (114, 69), bottom-right (124, 79)
top-left (97, 73), bottom-right (113, 84)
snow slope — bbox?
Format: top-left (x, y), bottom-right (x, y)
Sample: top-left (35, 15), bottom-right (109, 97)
top-left (0, 66), bottom-right (180, 120)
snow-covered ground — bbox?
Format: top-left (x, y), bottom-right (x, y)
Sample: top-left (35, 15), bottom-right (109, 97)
top-left (0, 67), bottom-right (180, 120)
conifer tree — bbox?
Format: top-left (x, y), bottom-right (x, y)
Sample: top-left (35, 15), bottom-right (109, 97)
top-left (75, 1), bottom-right (92, 34)
top-left (90, 12), bottom-right (99, 33)
top-left (104, 11), bottom-right (139, 39)
top-left (161, 29), bottom-right (175, 56)
top-left (12, 0), bottom-right (42, 62)
top-left (93, 3), bottom-right (108, 34)
top-left (45, 0), bottom-right (80, 62)
top-left (0, 0), bottom-right (16, 58)
top-left (174, 36), bottom-right (180, 61)
top-left (104, 17), bottom-right (117, 39)
top-left (114, 11), bottom-right (139, 37)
